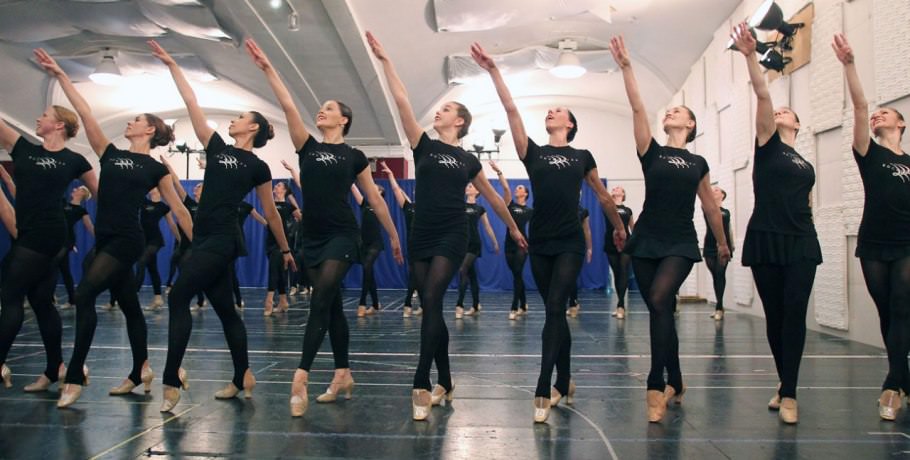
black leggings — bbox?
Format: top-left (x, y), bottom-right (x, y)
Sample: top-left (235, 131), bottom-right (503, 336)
top-left (298, 260), bottom-right (352, 371)
top-left (456, 253), bottom-right (480, 308)
top-left (412, 256), bottom-right (458, 391)
top-left (135, 244), bottom-right (163, 296)
top-left (290, 249), bottom-right (310, 291)
top-left (166, 244), bottom-right (204, 305)
top-left (506, 251), bottom-right (528, 311)
top-left (163, 249), bottom-right (249, 389)
top-left (65, 249), bottom-right (147, 385)
top-left (267, 248), bottom-right (288, 295)
top-left (229, 262), bottom-right (242, 306)
top-left (861, 256), bottom-right (910, 393)
top-left (0, 244), bottom-right (65, 381)
top-left (751, 261), bottom-right (817, 399)
top-left (359, 247), bottom-right (381, 308)
top-left (704, 255), bottom-right (728, 311)
top-left (530, 252), bottom-right (583, 398)
top-left (59, 249), bottom-right (77, 305)
top-left (606, 252), bottom-right (631, 308)
top-left (404, 261), bottom-right (418, 307)
top-left (632, 256), bottom-right (694, 393)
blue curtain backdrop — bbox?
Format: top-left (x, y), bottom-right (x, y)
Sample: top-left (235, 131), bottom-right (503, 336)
top-left (0, 178), bottom-right (632, 292)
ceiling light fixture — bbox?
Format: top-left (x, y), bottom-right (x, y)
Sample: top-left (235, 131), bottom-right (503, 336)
top-left (550, 39), bottom-right (586, 79)
top-left (749, 1), bottom-right (803, 49)
top-left (88, 50), bottom-right (122, 86)
top-left (269, 0), bottom-right (282, 9)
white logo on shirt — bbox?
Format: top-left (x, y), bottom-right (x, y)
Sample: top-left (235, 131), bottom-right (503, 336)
top-left (783, 151), bottom-right (810, 169)
top-left (544, 155), bottom-right (572, 169)
top-left (884, 163), bottom-right (910, 183)
top-left (33, 157), bottom-right (60, 169)
top-left (314, 151), bottom-right (339, 165)
top-left (113, 158), bottom-right (137, 169)
top-left (217, 154), bottom-right (240, 169)
top-left (663, 156), bottom-right (692, 169)
top-left (431, 153), bottom-right (460, 169)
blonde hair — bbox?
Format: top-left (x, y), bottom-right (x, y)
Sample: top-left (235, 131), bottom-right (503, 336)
top-left (75, 185), bottom-right (91, 202)
top-left (52, 105), bottom-right (79, 139)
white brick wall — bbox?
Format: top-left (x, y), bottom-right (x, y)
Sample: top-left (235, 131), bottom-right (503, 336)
top-left (810, 2), bottom-right (844, 131)
top-left (873, 0), bottom-right (910, 103)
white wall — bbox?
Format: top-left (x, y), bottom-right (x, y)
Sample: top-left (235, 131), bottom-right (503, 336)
top-left (664, 0), bottom-right (910, 348)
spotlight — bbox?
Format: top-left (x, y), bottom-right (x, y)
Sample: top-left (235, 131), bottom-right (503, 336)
top-left (759, 49), bottom-right (790, 72)
top-left (749, 1), bottom-right (803, 39)
top-left (550, 39), bottom-right (586, 79)
top-left (492, 129), bottom-right (506, 144)
top-left (726, 27), bottom-right (773, 55)
top-left (88, 51), bottom-right (122, 86)
top-left (269, 0), bottom-right (281, 9)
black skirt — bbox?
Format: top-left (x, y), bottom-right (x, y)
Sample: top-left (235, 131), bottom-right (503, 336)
top-left (741, 229), bottom-right (822, 266)
top-left (303, 234), bottom-right (361, 267)
top-left (855, 241), bottom-right (910, 262)
top-left (409, 227), bottom-right (466, 263)
top-left (624, 233), bottom-right (701, 262)
top-left (95, 233), bottom-right (145, 266)
top-left (529, 235), bottom-right (585, 257)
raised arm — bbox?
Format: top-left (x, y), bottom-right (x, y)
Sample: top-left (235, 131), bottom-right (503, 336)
top-left (697, 175), bottom-right (731, 264)
top-left (160, 155), bottom-right (187, 200)
top-left (731, 24), bottom-right (776, 146)
top-left (471, 43), bottom-right (529, 159)
top-left (148, 40), bottom-right (214, 147)
top-left (609, 36), bottom-right (651, 155)
top-left (256, 182), bottom-right (297, 271)
top-left (832, 33), bottom-right (871, 155)
top-left (0, 186), bottom-right (16, 238)
top-left (488, 160), bottom-right (511, 204)
top-left (379, 161), bottom-right (409, 207)
top-left (34, 49), bottom-right (109, 156)
top-left (356, 169), bottom-right (403, 264)
top-left (0, 166), bottom-right (15, 199)
top-left (280, 159), bottom-right (301, 189)
top-left (587, 170), bottom-right (626, 251)
top-left (245, 39), bottom-right (310, 151)
top-left (0, 117), bottom-right (21, 153)
top-left (472, 171), bottom-right (527, 251)
top-left (157, 175), bottom-right (193, 241)
top-left (350, 183), bottom-right (364, 206)
top-left (581, 214), bottom-right (592, 263)
top-left (366, 32), bottom-right (423, 148)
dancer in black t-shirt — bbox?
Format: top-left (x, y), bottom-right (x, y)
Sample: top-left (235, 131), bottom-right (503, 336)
top-left (232, 201), bottom-right (266, 310)
top-left (246, 38), bottom-right (402, 417)
top-left (137, 188), bottom-right (170, 311)
top-left (59, 186), bottom-right (94, 310)
top-left (370, 33), bottom-right (525, 421)
top-left (151, 41), bottom-right (296, 411)
top-left (455, 183), bottom-right (499, 318)
top-left (611, 36), bottom-right (730, 423)
top-left (380, 161), bottom-right (422, 317)
top-left (473, 42), bottom-right (626, 423)
top-left (0, 58), bottom-right (98, 393)
top-left (263, 181), bottom-right (296, 316)
top-left (31, 50), bottom-right (194, 407)
top-left (281, 161), bottom-right (312, 300)
top-left (161, 177), bottom-right (206, 310)
top-left (731, 26), bottom-right (822, 425)
top-left (834, 33), bottom-right (910, 421)
top-left (605, 186), bottom-right (634, 318)
top-left (351, 184), bottom-right (386, 316)
top-left (703, 186), bottom-right (733, 321)
top-left (489, 161), bottom-right (533, 320)
top-left (567, 205), bottom-right (593, 317)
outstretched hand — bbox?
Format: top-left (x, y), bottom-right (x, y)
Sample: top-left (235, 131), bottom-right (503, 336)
top-left (730, 22), bottom-right (757, 56)
top-left (831, 33), bottom-right (854, 65)
top-left (488, 160), bottom-right (501, 174)
top-left (365, 31), bottom-right (388, 61)
top-left (470, 42), bottom-right (496, 71)
top-left (147, 40), bottom-right (176, 66)
top-left (510, 228), bottom-right (528, 252)
top-left (390, 239), bottom-right (404, 265)
top-left (608, 36), bottom-right (631, 68)
top-left (280, 159), bottom-right (295, 172)
top-left (244, 38), bottom-right (273, 71)
top-left (379, 160), bottom-right (393, 175)
top-left (613, 228), bottom-right (627, 253)
top-left (33, 48), bottom-right (65, 77)
top-left (283, 252), bottom-right (298, 272)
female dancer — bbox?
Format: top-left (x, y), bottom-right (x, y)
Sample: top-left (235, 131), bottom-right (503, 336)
top-left (245, 38), bottom-right (402, 417)
top-left (30, 49), bottom-right (193, 407)
top-left (610, 36), bottom-right (730, 423)
top-left (233, 200), bottom-right (267, 310)
top-left (456, 183), bottom-right (499, 318)
top-left (834, 33), bottom-right (910, 421)
top-left (150, 40), bottom-right (295, 411)
top-left (704, 186), bottom-right (733, 321)
top-left (731, 26), bottom-right (821, 424)
top-left (0, 97), bottom-right (95, 392)
top-left (369, 33), bottom-right (525, 421)
top-left (280, 160), bottom-right (312, 299)
top-left (566, 204), bottom-right (593, 318)
top-left (161, 175), bottom-right (206, 310)
top-left (606, 186), bottom-right (634, 319)
top-left (264, 181), bottom-right (296, 316)
top-left (137, 188), bottom-right (170, 310)
top-left (489, 160), bottom-right (532, 321)
top-left (351, 183), bottom-right (386, 317)
top-left (58, 186), bottom-right (94, 310)
top-left (472, 42), bottom-right (625, 423)
top-left (379, 161), bottom-right (421, 317)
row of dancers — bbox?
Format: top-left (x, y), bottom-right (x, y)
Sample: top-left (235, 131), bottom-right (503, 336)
top-left (0, 26), bottom-right (906, 427)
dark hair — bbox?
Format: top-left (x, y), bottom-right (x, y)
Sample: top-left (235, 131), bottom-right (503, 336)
top-left (274, 180), bottom-right (291, 198)
top-left (682, 105), bottom-right (697, 143)
top-left (144, 113), bottom-right (175, 148)
top-left (884, 106), bottom-right (906, 137)
top-left (719, 188), bottom-right (727, 200)
top-left (334, 100), bottom-right (353, 136)
top-left (52, 105), bottom-right (79, 139)
top-left (453, 102), bottom-right (472, 139)
top-left (566, 110), bottom-right (579, 142)
top-left (250, 111), bottom-right (275, 148)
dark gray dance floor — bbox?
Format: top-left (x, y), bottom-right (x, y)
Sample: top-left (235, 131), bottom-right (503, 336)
top-left (0, 288), bottom-right (906, 459)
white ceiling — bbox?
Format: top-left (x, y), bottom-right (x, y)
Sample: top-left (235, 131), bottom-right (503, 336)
top-left (0, 0), bottom-right (740, 158)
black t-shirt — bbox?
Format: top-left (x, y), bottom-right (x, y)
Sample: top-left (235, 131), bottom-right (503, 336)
top-left (854, 139), bottom-right (910, 246)
top-left (195, 133), bottom-right (272, 241)
top-left (95, 145), bottom-right (168, 239)
top-left (402, 200), bottom-right (416, 232)
top-left (140, 199), bottom-right (170, 246)
top-left (604, 204), bottom-right (633, 247)
top-left (505, 200), bottom-right (532, 253)
top-left (747, 131), bottom-right (815, 235)
top-left (465, 203), bottom-right (486, 246)
top-left (10, 137), bottom-right (91, 234)
top-left (62, 201), bottom-right (88, 247)
top-left (297, 136), bottom-right (368, 239)
top-left (411, 133), bottom-right (482, 236)
top-left (578, 206), bottom-right (589, 222)
top-left (266, 201), bottom-right (296, 250)
top-left (176, 195), bottom-right (199, 245)
top-left (520, 138), bottom-right (596, 245)
top-left (634, 138), bottom-right (709, 243)
top-left (361, 202), bottom-right (382, 245)
top-left (704, 207), bottom-right (731, 254)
